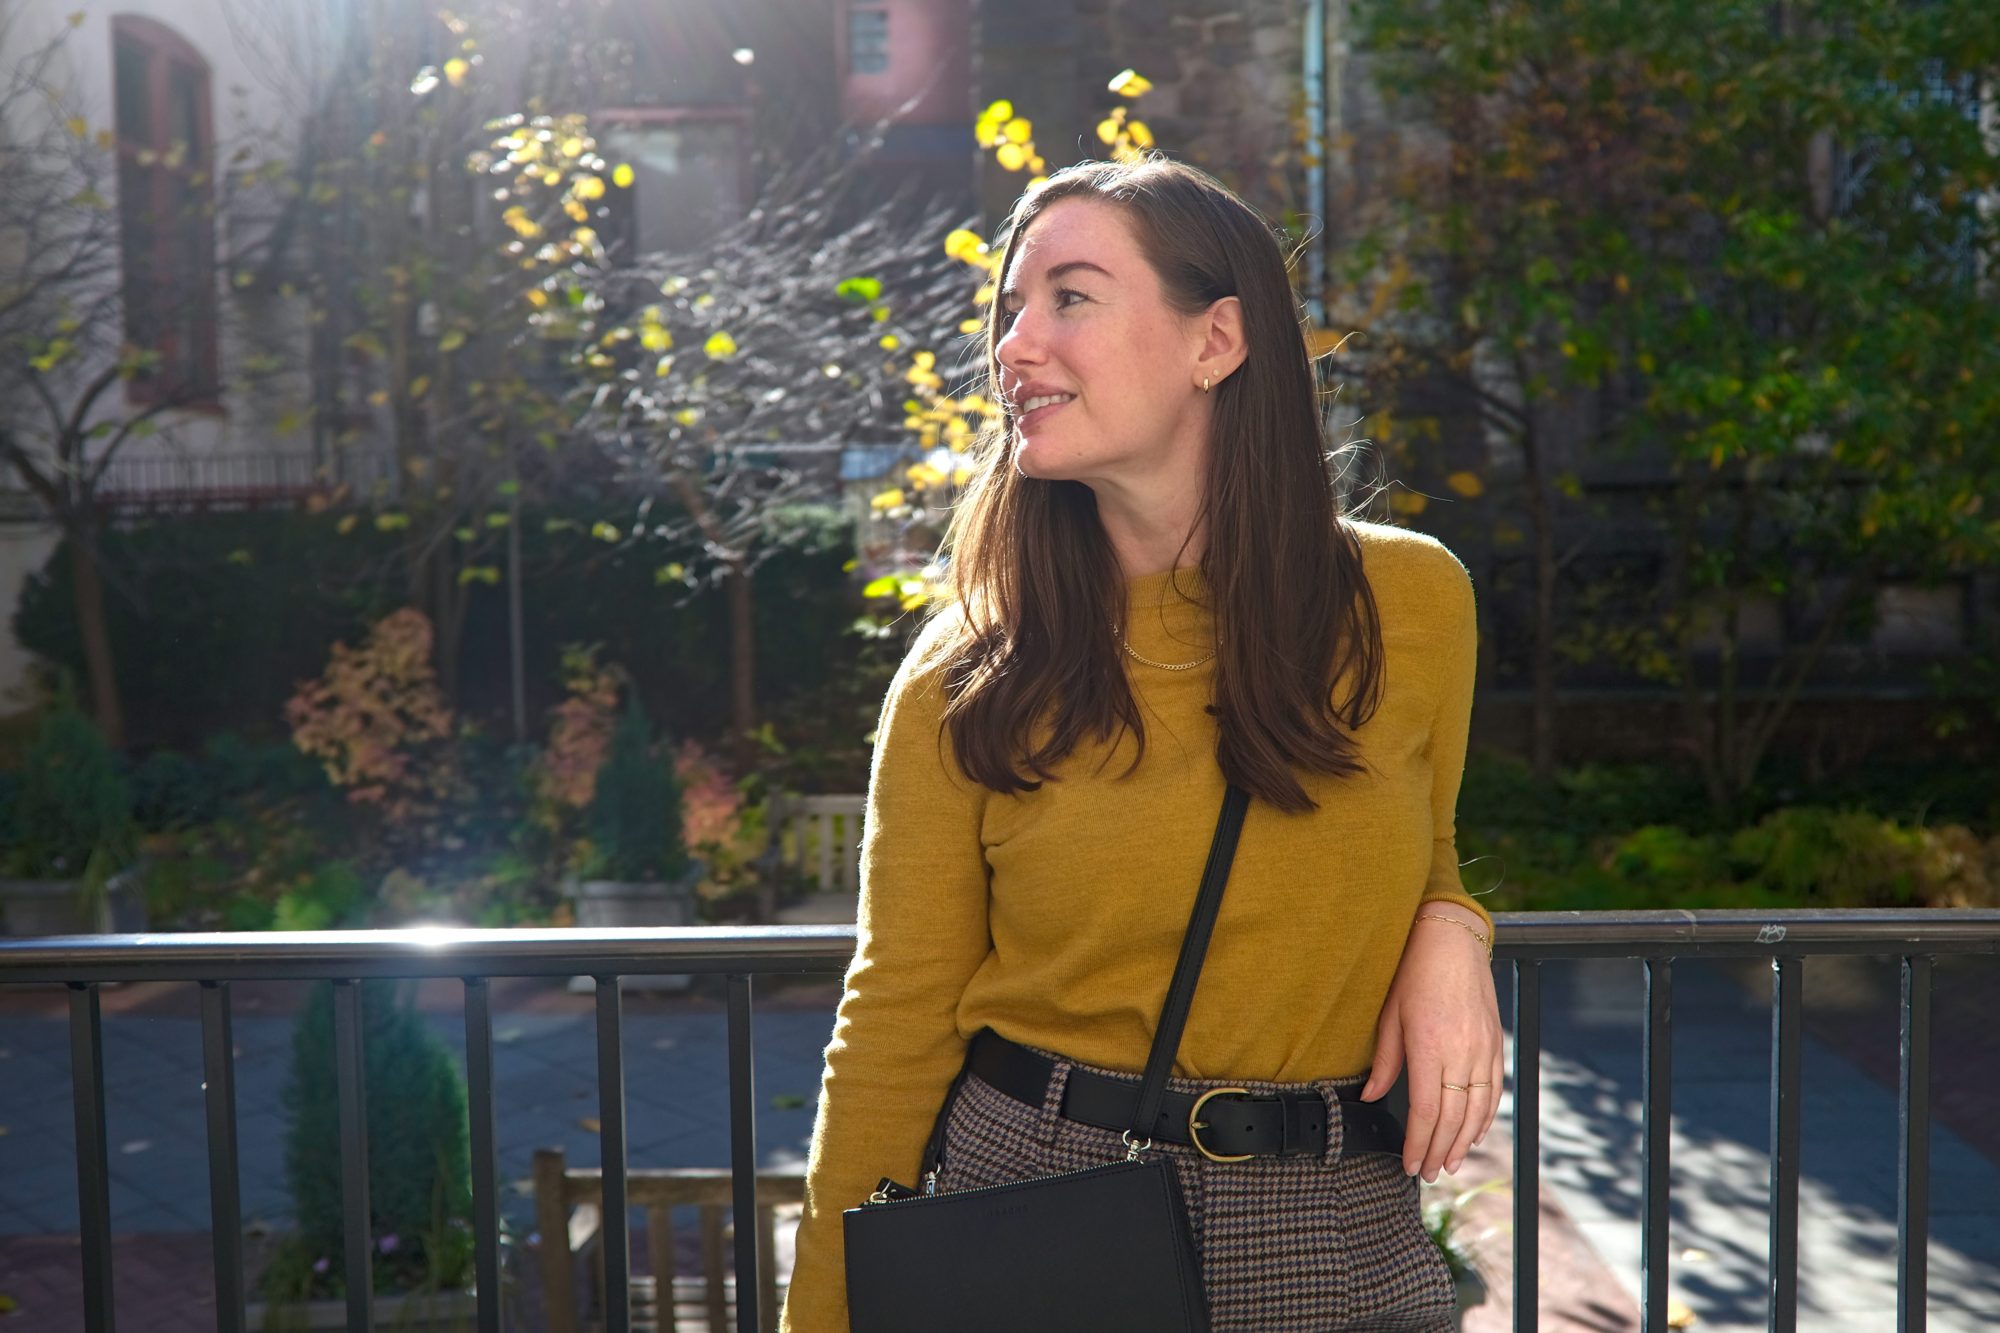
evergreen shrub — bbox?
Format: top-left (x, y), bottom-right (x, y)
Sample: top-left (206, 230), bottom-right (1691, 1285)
top-left (268, 979), bottom-right (475, 1301)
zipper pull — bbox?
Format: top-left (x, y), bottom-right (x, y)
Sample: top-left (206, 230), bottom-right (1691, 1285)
top-left (867, 1176), bottom-right (921, 1204)
top-left (922, 1169), bottom-right (939, 1197)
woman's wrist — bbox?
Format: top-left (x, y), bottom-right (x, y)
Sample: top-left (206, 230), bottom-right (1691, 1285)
top-left (1412, 903), bottom-right (1492, 960)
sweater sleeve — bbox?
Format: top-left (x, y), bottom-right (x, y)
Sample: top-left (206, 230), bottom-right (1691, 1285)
top-left (1417, 552), bottom-right (1494, 940)
top-left (780, 629), bottom-right (992, 1333)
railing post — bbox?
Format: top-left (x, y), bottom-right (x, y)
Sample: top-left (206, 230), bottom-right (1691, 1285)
top-left (199, 981), bottom-right (246, 1333)
top-left (727, 973), bottom-right (762, 1333)
top-left (332, 980), bottom-right (373, 1333)
top-left (1768, 956), bottom-right (1802, 1332)
top-left (1511, 960), bottom-right (1540, 1333)
top-left (464, 977), bottom-right (502, 1333)
top-left (68, 982), bottom-right (117, 1333)
top-left (596, 976), bottom-right (633, 1332)
top-left (1641, 956), bottom-right (1673, 1333)
top-left (1898, 954), bottom-right (1932, 1333)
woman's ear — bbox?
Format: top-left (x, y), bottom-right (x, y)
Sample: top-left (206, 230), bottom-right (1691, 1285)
top-left (1193, 296), bottom-right (1248, 388)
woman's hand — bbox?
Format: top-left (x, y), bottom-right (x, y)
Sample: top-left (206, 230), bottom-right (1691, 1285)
top-left (1359, 903), bottom-right (1503, 1183)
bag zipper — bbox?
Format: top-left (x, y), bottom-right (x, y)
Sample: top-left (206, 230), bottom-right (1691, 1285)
top-left (862, 1158), bottom-right (1153, 1209)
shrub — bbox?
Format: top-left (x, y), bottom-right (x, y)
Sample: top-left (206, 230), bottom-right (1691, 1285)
top-left (581, 696), bottom-right (687, 882)
top-left (5, 695), bottom-right (134, 882)
top-left (269, 979), bottom-right (474, 1302)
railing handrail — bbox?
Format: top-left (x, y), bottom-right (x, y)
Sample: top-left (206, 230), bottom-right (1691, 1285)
top-left (0, 924), bottom-right (857, 983)
top-left (1, 910), bottom-right (1996, 985)
top-left (7, 907), bottom-right (1997, 1333)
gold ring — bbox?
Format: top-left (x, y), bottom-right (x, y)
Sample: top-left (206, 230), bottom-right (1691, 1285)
top-left (1187, 1086), bottom-right (1253, 1163)
top-left (1442, 1082), bottom-right (1468, 1091)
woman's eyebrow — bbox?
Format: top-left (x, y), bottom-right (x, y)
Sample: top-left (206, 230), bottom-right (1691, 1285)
top-left (1000, 259), bottom-right (1115, 301)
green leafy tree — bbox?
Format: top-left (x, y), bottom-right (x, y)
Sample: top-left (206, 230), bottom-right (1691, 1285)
top-left (1345, 0), bottom-right (2000, 806)
top-left (0, 13), bottom-right (280, 748)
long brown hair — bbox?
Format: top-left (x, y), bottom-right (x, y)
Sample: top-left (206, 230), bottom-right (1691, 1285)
top-left (920, 157), bottom-right (1383, 814)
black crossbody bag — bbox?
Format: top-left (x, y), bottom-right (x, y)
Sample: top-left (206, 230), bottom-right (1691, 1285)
top-left (841, 784), bottom-right (1252, 1333)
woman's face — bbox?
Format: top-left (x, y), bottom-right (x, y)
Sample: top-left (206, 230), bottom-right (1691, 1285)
top-left (995, 198), bottom-right (1210, 487)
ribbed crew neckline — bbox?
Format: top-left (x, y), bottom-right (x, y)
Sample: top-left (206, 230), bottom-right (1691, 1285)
top-left (1121, 565), bottom-right (1213, 659)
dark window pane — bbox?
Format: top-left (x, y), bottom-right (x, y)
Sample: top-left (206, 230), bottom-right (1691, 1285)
top-left (599, 119), bottom-right (748, 254)
top-left (113, 36), bottom-right (151, 145)
top-left (169, 62), bottom-right (203, 165)
top-left (849, 9), bottom-right (889, 76)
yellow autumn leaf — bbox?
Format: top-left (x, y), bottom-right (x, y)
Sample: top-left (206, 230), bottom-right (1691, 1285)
top-left (879, 334), bottom-right (901, 350)
top-left (1108, 69), bottom-right (1153, 98)
top-left (1445, 471), bottom-right (1485, 498)
top-left (995, 143), bottom-right (1028, 172)
top-left (640, 324), bottom-right (673, 352)
top-left (440, 329), bottom-right (467, 353)
top-left (912, 351), bottom-right (936, 371)
top-left (560, 137), bottom-right (586, 159)
top-left (612, 163), bottom-right (635, 188)
top-left (66, 116), bottom-right (89, 139)
top-left (1388, 489), bottom-right (1429, 515)
top-left (1003, 117), bottom-right (1033, 144)
top-left (979, 99), bottom-right (1014, 126)
top-left (443, 58), bottom-right (470, 87)
top-left (871, 487), bottom-right (906, 510)
top-left (525, 288), bottom-right (549, 308)
top-left (654, 356), bottom-right (674, 377)
top-left (1126, 119), bottom-right (1155, 149)
top-left (704, 330), bottom-right (738, 360)
top-left (574, 175), bottom-right (606, 201)
top-left (337, 515), bottom-right (359, 535)
top-left (1097, 118), bottom-right (1122, 146)
top-left (959, 317), bottom-right (984, 334)
top-left (944, 229), bottom-right (985, 262)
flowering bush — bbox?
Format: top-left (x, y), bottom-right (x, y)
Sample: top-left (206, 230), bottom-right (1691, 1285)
top-left (283, 609), bottom-right (459, 824)
top-left (535, 644), bottom-right (622, 811)
top-left (675, 739), bottom-right (770, 905)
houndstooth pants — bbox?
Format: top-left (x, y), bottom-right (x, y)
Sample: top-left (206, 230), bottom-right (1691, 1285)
top-left (930, 1041), bottom-right (1460, 1332)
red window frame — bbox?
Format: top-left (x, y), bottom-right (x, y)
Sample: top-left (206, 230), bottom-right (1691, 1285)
top-left (111, 15), bottom-right (219, 406)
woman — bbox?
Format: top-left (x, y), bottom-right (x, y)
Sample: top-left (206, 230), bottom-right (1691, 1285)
top-left (781, 156), bottom-right (1502, 1332)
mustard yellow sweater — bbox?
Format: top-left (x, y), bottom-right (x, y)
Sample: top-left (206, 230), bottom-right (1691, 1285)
top-left (780, 520), bottom-right (1492, 1332)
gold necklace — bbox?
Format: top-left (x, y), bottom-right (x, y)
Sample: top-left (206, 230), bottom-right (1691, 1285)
top-left (1114, 627), bottom-right (1216, 671)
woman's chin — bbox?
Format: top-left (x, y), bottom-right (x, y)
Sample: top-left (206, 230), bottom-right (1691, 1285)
top-left (1012, 437), bottom-right (1076, 481)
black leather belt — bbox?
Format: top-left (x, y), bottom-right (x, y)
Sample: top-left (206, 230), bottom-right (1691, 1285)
top-left (966, 1029), bottom-right (1406, 1161)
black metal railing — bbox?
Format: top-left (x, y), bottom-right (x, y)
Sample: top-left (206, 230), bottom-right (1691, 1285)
top-left (2, 909), bottom-right (1997, 1333)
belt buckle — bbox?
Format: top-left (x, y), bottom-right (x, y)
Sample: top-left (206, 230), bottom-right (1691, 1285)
top-left (1187, 1086), bottom-right (1254, 1163)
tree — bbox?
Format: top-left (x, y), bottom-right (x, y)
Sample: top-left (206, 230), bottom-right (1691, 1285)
top-left (0, 13), bottom-right (278, 748)
top-left (567, 141), bottom-right (970, 748)
top-left (222, 0), bottom-right (627, 723)
top-left (1345, 0), bottom-right (2000, 806)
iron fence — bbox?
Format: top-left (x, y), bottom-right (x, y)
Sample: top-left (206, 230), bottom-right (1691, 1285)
top-left (1, 908), bottom-right (1996, 1332)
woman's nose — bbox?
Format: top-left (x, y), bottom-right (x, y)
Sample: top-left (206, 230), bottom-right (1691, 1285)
top-left (996, 313), bottom-right (1043, 373)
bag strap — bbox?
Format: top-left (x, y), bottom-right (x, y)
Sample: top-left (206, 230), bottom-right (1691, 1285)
top-left (1128, 783), bottom-right (1250, 1144)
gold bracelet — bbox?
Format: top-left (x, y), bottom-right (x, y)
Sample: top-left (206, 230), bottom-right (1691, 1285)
top-left (1416, 912), bottom-right (1492, 960)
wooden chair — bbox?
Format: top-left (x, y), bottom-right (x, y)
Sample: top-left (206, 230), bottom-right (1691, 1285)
top-left (534, 1147), bottom-right (805, 1333)
top-left (755, 793), bottom-right (866, 922)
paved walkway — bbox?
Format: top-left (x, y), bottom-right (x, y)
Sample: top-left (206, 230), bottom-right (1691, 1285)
top-left (1, 957), bottom-right (1995, 1330)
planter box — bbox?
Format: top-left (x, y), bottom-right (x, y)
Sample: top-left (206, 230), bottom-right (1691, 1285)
top-left (0, 868), bottom-right (147, 937)
top-left (565, 869), bottom-right (700, 993)
top-left (244, 1287), bottom-right (477, 1332)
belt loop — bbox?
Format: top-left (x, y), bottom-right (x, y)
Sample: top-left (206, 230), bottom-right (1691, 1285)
top-left (1317, 1083), bottom-right (1347, 1165)
top-left (1037, 1054), bottom-right (1073, 1152)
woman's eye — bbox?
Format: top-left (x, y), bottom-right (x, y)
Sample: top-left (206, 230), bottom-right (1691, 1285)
top-left (1055, 287), bottom-right (1086, 309)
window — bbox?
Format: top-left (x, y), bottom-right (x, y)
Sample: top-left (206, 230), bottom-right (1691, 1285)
top-left (111, 16), bottom-right (217, 403)
top-left (848, 8), bottom-right (889, 76)
top-left (597, 111), bottom-right (752, 258)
